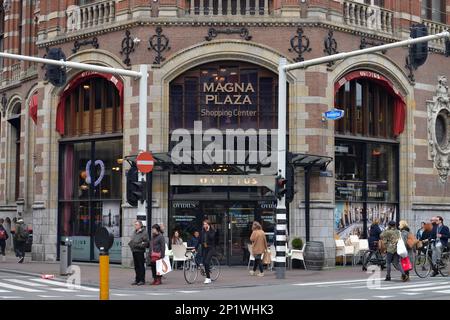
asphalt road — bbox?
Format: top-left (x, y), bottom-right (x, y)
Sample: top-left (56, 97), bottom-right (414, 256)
top-left (0, 271), bottom-right (449, 300)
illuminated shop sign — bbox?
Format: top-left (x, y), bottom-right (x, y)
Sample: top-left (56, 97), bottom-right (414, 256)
top-left (198, 176), bottom-right (260, 186)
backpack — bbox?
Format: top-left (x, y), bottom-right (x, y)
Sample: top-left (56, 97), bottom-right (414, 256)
top-left (0, 229), bottom-right (6, 240)
top-left (406, 233), bottom-right (417, 249)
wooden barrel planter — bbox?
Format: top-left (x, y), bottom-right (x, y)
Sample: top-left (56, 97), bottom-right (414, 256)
top-left (304, 241), bottom-right (325, 271)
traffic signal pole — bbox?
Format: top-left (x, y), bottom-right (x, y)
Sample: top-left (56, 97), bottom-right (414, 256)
top-left (0, 51), bottom-right (150, 226)
top-left (275, 30), bottom-right (450, 279)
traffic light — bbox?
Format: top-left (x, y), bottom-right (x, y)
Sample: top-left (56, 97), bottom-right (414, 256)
top-left (409, 23), bottom-right (428, 69)
top-left (275, 175), bottom-right (288, 200)
top-left (126, 164), bottom-right (146, 207)
top-left (285, 164), bottom-right (295, 204)
top-left (445, 38), bottom-right (450, 57)
top-left (45, 48), bottom-right (67, 87)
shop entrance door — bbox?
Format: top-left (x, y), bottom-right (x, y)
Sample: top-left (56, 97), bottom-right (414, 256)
top-left (228, 202), bottom-right (255, 265)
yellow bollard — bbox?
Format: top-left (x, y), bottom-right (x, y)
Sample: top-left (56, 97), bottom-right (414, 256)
top-left (99, 252), bottom-right (109, 300)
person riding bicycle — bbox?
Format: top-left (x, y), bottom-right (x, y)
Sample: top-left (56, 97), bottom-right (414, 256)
top-left (368, 219), bottom-right (382, 251)
top-left (200, 219), bottom-right (216, 284)
top-left (188, 230), bottom-right (202, 265)
top-left (430, 216), bottom-right (450, 277)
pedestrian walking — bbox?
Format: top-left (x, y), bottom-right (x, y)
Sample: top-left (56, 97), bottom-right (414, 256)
top-left (249, 221), bottom-right (268, 277)
top-left (128, 220), bottom-right (149, 286)
top-left (0, 219), bottom-right (9, 262)
top-left (380, 220), bottom-right (408, 282)
top-left (368, 219), bottom-right (382, 250)
top-left (200, 219), bottom-right (216, 284)
top-left (150, 224), bottom-right (165, 285)
top-left (399, 220), bottom-right (415, 277)
top-left (13, 218), bottom-right (27, 263)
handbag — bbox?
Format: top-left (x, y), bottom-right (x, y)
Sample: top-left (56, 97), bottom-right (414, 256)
top-left (262, 249), bottom-right (272, 265)
top-left (401, 256), bottom-right (412, 272)
top-left (150, 241), bottom-right (161, 263)
top-left (397, 231), bottom-right (408, 258)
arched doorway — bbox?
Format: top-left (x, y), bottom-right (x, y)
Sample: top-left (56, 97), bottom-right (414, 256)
top-left (333, 70), bottom-right (404, 241)
top-left (57, 73), bottom-right (123, 262)
top-left (168, 61), bottom-right (280, 265)
top-left (7, 101), bottom-right (21, 202)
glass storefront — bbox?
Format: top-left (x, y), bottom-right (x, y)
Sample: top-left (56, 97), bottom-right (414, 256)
top-left (334, 74), bottom-right (400, 240)
top-left (169, 186), bottom-right (276, 265)
top-left (58, 75), bottom-right (123, 263)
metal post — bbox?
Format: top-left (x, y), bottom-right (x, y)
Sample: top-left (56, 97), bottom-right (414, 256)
top-left (304, 167), bottom-right (311, 242)
top-left (276, 57), bottom-right (287, 279)
top-left (137, 64), bottom-right (148, 224)
top-left (146, 171), bottom-right (153, 239)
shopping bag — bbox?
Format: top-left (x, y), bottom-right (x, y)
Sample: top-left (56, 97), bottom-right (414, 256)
top-left (156, 256), bottom-right (172, 276)
top-left (262, 249), bottom-right (272, 265)
top-left (397, 231), bottom-right (408, 258)
top-left (401, 256), bottom-right (412, 272)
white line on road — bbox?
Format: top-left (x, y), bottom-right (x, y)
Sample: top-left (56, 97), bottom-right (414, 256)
top-left (343, 298), bottom-right (369, 300)
top-left (76, 294), bottom-right (98, 298)
top-left (373, 296), bottom-right (395, 299)
top-left (353, 282), bottom-right (448, 290)
top-left (405, 284), bottom-right (450, 292)
top-left (4, 279), bottom-right (49, 287)
top-left (0, 289), bottom-right (11, 293)
top-left (0, 296), bottom-right (23, 299)
top-left (433, 290), bottom-right (450, 294)
top-left (146, 292), bottom-right (171, 296)
top-left (400, 292), bottom-right (422, 295)
top-left (38, 295), bottom-right (64, 298)
top-left (0, 282), bottom-right (44, 292)
top-left (177, 291), bottom-right (200, 293)
top-left (112, 293), bottom-right (137, 297)
top-left (48, 288), bottom-right (78, 292)
top-left (293, 278), bottom-right (384, 286)
top-left (30, 278), bottom-right (99, 291)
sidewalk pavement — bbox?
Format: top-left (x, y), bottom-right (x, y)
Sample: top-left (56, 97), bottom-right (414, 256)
top-left (0, 254), bottom-right (371, 291)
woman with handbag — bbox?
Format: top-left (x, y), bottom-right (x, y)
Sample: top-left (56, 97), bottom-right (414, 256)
top-left (150, 224), bottom-right (166, 285)
top-left (128, 220), bottom-right (149, 285)
top-left (380, 220), bottom-right (408, 282)
top-left (249, 221), bottom-right (268, 277)
top-left (399, 220), bottom-right (415, 277)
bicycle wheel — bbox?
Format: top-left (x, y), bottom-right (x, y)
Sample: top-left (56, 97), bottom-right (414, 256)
top-left (438, 252), bottom-right (449, 277)
top-left (414, 252), bottom-right (432, 278)
top-left (183, 259), bottom-right (198, 284)
top-left (209, 256), bottom-right (221, 281)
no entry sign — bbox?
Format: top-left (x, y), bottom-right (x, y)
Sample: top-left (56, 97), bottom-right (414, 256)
top-left (136, 151), bottom-right (154, 174)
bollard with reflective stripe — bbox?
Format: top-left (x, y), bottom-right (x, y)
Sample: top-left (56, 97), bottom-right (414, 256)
top-left (99, 252), bottom-right (109, 300)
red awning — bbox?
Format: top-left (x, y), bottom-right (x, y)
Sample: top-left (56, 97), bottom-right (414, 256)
top-left (29, 93), bottom-right (38, 124)
top-left (335, 70), bottom-right (406, 136)
top-left (56, 71), bottom-right (124, 135)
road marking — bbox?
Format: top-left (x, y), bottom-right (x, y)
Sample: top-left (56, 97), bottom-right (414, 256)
top-left (344, 298), bottom-right (369, 300)
top-left (146, 292), bottom-right (171, 296)
top-left (0, 282), bottom-right (44, 292)
top-left (112, 293), bottom-right (137, 297)
top-left (48, 288), bottom-right (78, 292)
top-left (0, 289), bottom-right (11, 293)
top-left (405, 284), bottom-right (450, 292)
top-left (30, 278), bottom-right (99, 291)
top-left (433, 290), bottom-right (450, 294)
top-left (293, 278), bottom-right (384, 286)
top-left (4, 279), bottom-right (49, 287)
top-left (373, 295), bottom-right (395, 299)
top-left (0, 296), bottom-right (23, 299)
top-left (76, 294), bottom-right (98, 298)
top-left (38, 295), bottom-right (63, 298)
top-left (177, 290), bottom-right (200, 293)
top-left (365, 282), bottom-right (449, 290)
top-left (400, 292), bottom-right (421, 295)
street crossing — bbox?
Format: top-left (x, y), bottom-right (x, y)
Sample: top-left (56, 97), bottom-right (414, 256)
top-left (293, 276), bottom-right (450, 299)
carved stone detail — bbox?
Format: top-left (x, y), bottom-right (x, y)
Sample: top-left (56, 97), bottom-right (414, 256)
top-left (427, 75), bottom-right (450, 183)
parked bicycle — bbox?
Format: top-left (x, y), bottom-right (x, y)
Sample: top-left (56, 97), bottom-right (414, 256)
top-left (362, 241), bottom-right (386, 271)
top-left (183, 248), bottom-right (221, 284)
top-left (414, 239), bottom-right (449, 278)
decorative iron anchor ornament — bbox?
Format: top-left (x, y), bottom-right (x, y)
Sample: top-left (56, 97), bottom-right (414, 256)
top-left (120, 30), bottom-right (136, 67)
top-left (323, 29), bottom-right (338, 67)
top-left (148, 27), bottom-right (171, 65)
top-left (289, 27), bottom-right (312, 62)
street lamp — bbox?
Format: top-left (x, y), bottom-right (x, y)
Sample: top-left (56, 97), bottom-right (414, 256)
top-left (1, 93), bottom-right (7, 117)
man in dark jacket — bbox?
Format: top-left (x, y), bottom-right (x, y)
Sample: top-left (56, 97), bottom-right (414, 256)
top-left (201, 219), bottom-right (216, 284)
top-left (128, 220), bottom-right (149, 285)
top-left (13, 218), bottom-right (27, 263)
top-left (431, 216), bottom-right (450, 276)
top-left (0, 219), bottom-right (9, 262)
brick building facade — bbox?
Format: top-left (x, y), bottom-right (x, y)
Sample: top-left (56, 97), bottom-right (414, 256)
top-left (0, 0), bottom-right (449, 266)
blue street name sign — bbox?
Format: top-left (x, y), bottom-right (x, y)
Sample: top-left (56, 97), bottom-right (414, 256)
top-left (323, 108), bottom-right (345, 121)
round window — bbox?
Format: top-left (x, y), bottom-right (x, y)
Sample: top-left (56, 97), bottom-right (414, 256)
top-left (435, 112), bottom-right (448, 148)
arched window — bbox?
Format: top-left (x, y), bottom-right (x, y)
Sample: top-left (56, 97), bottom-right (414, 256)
top-left (334, 72), bottom-right (401, 240)
top-left (62, 77), bottom-right (122, 137)
top-left (7, 102), bottom-right (21, 201)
